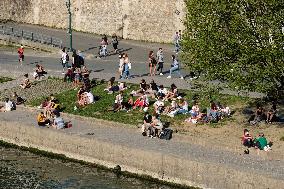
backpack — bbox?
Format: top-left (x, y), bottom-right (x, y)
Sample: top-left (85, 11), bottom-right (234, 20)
top-left (159, 128), bottom-right (173, 140)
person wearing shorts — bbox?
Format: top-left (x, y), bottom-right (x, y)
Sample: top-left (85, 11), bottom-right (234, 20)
top-left (18, 45), bottom-right (24, 65)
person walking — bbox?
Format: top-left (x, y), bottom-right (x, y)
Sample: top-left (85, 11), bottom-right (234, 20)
top-left (148, 51), bottom-right (157, 76)
top-left (156, 48), bottom-right (164, 75)
top-left (17, 45), bottom-right (24, 65)
top-left (112, 34), bottom-right (119, 54)
top-left (61, 47), bottom-right (69, 73)
top-left (167, 55), bottom-right (184, 79)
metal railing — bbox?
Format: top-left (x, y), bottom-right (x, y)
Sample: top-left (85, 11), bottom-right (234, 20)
top-left (0, 25), bottom-right (62, 48)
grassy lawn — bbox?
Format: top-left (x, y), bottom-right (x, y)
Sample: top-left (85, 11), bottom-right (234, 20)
top-left (28, 80), bottom-right (249, 127)
top-left (0, 77), bottom-right (13, 83)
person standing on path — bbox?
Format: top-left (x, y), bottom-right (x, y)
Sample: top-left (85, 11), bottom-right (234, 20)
top-left (173, 31), bottom-right (180, 54)
top-left (167, 55), bottom-right (184, 79)
top-left (112, 34), bottom-right (119, 54)
top-left (156, 48), bottom-right (164, 75)
top-left (122, 53), bottom-right (131, 79)
top-left (61, 47), bottom-right (69, 73)
top-left (148, 51), bottom-right (157, 76)
top-left (118, 54), bottom-right (125, 79)
top-left (17, 45), bottom-right (24, 65)
top-left (72, 50), bottom-right (81, 69)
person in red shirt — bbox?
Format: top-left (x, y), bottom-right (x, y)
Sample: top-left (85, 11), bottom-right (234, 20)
top-left (18, 45), bottom-right (24, 65)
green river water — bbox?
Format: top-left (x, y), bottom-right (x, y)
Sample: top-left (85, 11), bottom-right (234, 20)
top-left (0, 147), bottom-right (180, 189)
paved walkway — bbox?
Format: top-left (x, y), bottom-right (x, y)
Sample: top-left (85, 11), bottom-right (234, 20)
top-left (0, 107), bottom-right (283, 182)
top-left (0, 22), bottom-right (264, 97)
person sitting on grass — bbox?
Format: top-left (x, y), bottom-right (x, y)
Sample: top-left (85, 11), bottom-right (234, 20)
top-left (164, 84), bottom-right (178, 101)
top-left (207, 101), bottom-right (220, 123)
top-left (63, 67), bottom-right (74, 82)
top-left (37, 111), bottom-right (50, 126)
top-left (266, 103), bottom-right (277, 124)
top-left (12, 92), bottom-right (25, 105)
top-left (122, 94), bottom-right (134, 111)
top-left (81, 65), bottom-right (90, 77)
top-left (133, 92), bottom-right (149, 112)
top-left (0, 98), bottom-right (15, 112)
top-left (149, 79), bottom-right (159, 98)
top-left (175, 97), bottom-right (189, 115)
top-left (104, 77), bottom-right (120, 94)
top-left (165, 100), bottom-right (179, 117)
top-left (250, 105), bottom-right (265, 125)
top-left (157, 85), bottom-right (168, 99)
top-left (189, 101), bottom-right (200, 118)
top-left (118, 82), bottom-right (127, 91)
top-left (254, 133), bottom-right (272, 151)
top-left (44, 94), bottom-right (58, 118)
top-left (20, 74), bottom-right (31, 89)
top-left (82, 74), bottom-right (91, 92)
top-left (77, 87), bottom-right (86, 102)
top-left (52, 113), bottom-right (65, 129)
top-left (153, 96), bottom-right (165, 115)
top-left (241, 129), bottom-right (254, 148)
top-left (110, 91), bottom-right (124, 112)
top-left (151, 114), bottom-right (164, 137)
top-left (34, 64), bottom-right (47, 80)
top-left (141, 112), bottom-right (153, 137)
top-left (135, 79), bottom-right (147, 95)
top-left (78, 92), bottom-right (88, 107)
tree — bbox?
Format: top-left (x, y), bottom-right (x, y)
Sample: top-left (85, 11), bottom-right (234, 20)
top-left (182, 0), bottom-right (284, 97)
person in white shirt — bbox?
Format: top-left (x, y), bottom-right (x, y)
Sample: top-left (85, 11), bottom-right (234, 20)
top-left (153, 97), bottom-right (164, 114)
top-left (0, 98), bottom-right (15, 112)
top-left (61, 47), bottom-right (69, 73)
top-left (86, 91), bottom-right (94, 104)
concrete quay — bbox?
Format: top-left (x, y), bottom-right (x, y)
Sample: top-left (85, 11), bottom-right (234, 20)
top-left (0, 107), bottom-right (283, 189)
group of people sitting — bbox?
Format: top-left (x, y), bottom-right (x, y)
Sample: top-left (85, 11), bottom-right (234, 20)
top-left (76, 86), bottom-right (95, 108)
top-left (37, 94), bottom-right (70, 129)
top-left (241, 129), bottom-right (272, 152)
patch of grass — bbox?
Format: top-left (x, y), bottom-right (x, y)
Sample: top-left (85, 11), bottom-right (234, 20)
top-left (29, 81), bottom-right (249, 127)
top-left (0, 77), bottom-right (13, 83)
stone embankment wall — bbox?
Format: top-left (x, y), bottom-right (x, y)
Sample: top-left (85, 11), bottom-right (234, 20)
top-left (0, 0), bottom-right (185, 43)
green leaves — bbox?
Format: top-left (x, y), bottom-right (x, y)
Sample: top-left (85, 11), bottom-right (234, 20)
top-left (183, 0), bottom-right (284, 97)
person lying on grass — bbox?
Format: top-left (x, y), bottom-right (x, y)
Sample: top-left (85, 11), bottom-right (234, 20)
top-left (20, 73), bottom-right (31, 89)
top-left (37, 111), bottom-right (50, 126)
top-left (254, 133), bottom-right (272, 152)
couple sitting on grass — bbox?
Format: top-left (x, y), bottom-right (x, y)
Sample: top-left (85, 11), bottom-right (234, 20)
top-left (38, 94), bottom-right (61, 119)
top-left (241, 129), bottom-right (272, 152)
top-left (141, 112), bottom-right (164, 138)
top-left (249, 103), bottom-right (277, 125)
top-left (0, 92), bottom-right (26, 112)
top-left (37, 111), bottom-right (71, 129)
top-left (76, 86), bottom-right (94, 108)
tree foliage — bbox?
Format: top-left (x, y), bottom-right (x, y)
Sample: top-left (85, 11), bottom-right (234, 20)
top-left (182, 0), bottom-right (284, 96)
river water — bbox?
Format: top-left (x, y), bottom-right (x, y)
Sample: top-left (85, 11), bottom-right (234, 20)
top-left (0, 147), bottom-right (179, 189)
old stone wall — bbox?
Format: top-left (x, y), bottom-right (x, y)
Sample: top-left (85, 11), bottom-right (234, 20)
top-left (0, 0), bottom-right (186, 43)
